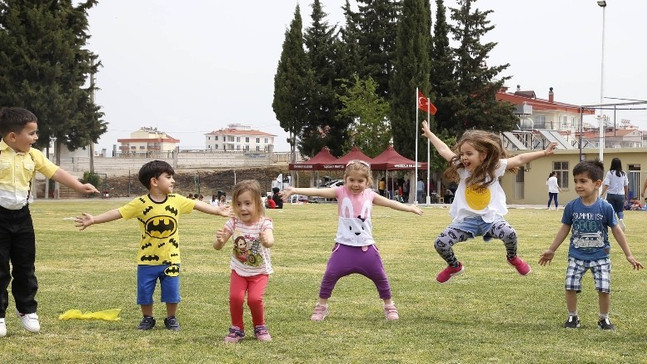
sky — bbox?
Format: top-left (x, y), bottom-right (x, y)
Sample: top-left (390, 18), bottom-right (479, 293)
top-left (85, 0), bottom-right (647, 154)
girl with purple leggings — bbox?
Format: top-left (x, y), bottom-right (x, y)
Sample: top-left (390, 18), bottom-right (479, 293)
top-left (280, 160), bottom-right (422, 321)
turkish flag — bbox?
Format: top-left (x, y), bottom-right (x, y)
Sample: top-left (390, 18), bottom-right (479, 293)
top-left (418, 90), bottom-right (437, 115)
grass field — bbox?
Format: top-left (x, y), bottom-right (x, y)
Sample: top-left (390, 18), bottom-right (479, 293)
top-left (1, 199), bottom-right (646, 363)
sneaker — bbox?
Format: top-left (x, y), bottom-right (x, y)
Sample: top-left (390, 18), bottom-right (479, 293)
top-left (254, 325), bottom-right (271, 342)
top-left (618, 219), bottom-right (626, 232)
top-left (310, 303), bottom-right (329, 321)
top-left (0, 318), bottom-right (5, 337)
top-left (17, 311), bottom-right (40, 333)
top-left (223, 326), bottom-right (245, 343)
top-left (598, 317), bottom-right (615, 330)
top-left (383, 304), bottom-right (399, 321)
top-left (137, 316), bottom-right (156, 330)
top-left (563, 315), bottom-right (580, 328)
top-left (507, 256), bottom-right (531, 276)
top-left (164, 316), bottom-right (180, 331)
top-left (436, 263), bottom-right (464, 283)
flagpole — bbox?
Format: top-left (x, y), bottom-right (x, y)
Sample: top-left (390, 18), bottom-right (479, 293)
top-left (426, 97), bottom-right (431, 205)
top-left (415, 88), bottom-right (419, 204)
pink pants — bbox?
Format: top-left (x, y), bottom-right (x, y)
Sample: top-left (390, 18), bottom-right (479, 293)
top-left (229, 270), bottom-right (269, 330)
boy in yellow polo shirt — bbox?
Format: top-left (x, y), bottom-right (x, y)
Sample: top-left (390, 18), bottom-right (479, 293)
top-left (0, 107), bottom-right (100, 337)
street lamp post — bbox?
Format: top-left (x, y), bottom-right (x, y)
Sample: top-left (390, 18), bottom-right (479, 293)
top-left (597, 0), bottom-right (606, 161)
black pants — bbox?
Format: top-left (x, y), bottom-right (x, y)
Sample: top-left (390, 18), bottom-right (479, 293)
top-left (0, 205), bottom-right (38, 318)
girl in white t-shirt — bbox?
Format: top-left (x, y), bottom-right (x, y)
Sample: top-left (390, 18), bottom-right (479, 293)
top-left (601, 157), bottom-right (629, 231)
top-left (422, 121), bottom-right (557, 283)
top-left (280, 160), bottom-right (423, 322)
top-left (214, 180), bottom-right (274, 343)
top-left (546, 171), bottom-right (561, 210)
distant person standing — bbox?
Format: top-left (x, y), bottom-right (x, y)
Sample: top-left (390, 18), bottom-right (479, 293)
top-left (546, 171), bottom-right (561, 210)
top-left (416, 177), bottom-right (424, 203)
top-left (601, 158), bottom-right (628, 231)
top-left (378, 177), bottom-right (386, 197)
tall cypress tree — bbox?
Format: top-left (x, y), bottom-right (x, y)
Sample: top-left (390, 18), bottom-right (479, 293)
top-left (430, 0), bottom-right (458, 134)
top-left (389, 0), bottom-right (432, 161)
top-left (355, 0), bottom-right (400, 100)
top-left (302, 0), bottom-right (348, 157)
top-left (273, 5), bottom-right (313, 163)
top-left (0, 0), bottom-right (105, 162)
top-left (449, 0), bottom-right (516, 134)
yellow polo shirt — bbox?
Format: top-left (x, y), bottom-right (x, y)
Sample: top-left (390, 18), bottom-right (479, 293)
top-left (0, 140), bottom-right (58, 210)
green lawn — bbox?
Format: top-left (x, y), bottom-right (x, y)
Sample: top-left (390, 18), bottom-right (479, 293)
top-left (1, 200), bottom-right (646, 363)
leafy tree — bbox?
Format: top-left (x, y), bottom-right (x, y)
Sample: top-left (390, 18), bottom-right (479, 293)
top-left (273, 4), bottom-right (313, 163)
top-left (0, 0), bottom-right (105, 163)
top-left (301, 0), bottom-right (349, 157)
top-left (338, 76), bottom-right (391, 157)
top-left (449, 0), bottom-right (516, 135)
top-left (389, 0), bottom-right (432, 161)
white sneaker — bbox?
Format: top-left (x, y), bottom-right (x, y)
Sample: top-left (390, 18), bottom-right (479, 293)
top-left (17, 312), bottom-right (40, 333)
top-left (0, 318), bottom-right (6, 337)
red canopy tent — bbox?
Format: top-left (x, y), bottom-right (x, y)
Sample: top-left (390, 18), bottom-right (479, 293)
top-left (371, 145), bottom-right (427, 171)
top-left (288, 146), bottom-right (344, 170)
top-left (335, 146), bottom-right (374, 166)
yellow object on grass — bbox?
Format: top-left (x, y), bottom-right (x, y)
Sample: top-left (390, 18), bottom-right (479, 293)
top-left (59, 309), bottom-right (121, 321)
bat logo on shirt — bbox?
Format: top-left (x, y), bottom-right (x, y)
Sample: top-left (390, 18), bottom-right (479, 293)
top-left (139, 197), bottom-right (146, 203)
top-left (143, 206), bottom-right (153, 215)
top-left (170, 253), bottom-right (178, 257)
top-left (140, 255), bottom-right (159, 262)
top-left (162, 260), bottom-right (172, 265)
top-left (145, 216), bottom-right (177, 238)
top-left (169, 238), bottom-right (178, 248)
top-left (164, 265), bottom-right (180, 277)
top-left (157, 242), bottom-right (166, 248)
top-left (141, 242), bottom-right (152, 250)
top-left (165, 205), bottom-right (178, 216)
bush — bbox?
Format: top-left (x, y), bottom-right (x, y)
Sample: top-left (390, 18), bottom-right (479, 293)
top-left (80, 171), bottom-right (101, 189)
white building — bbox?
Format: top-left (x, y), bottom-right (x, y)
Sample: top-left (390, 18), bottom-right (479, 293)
top-left (205, 123), bottom-right (275, 152)
top-left (117, 127), bottom-right (179, 156)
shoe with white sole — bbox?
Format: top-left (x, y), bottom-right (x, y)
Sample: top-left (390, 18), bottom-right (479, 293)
top-left (17, 311), bottom-right (40, 333)
top-left (0, 318), bottom-right (6, 337)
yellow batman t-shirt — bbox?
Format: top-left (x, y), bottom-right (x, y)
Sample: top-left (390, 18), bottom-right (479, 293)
top-left (119, 194), bottom-right (195, 265)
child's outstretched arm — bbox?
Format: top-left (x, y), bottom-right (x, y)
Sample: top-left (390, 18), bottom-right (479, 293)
top-left (51, 168), bottom-right (100, 195)
top-left (610, 225), bottom-right (644, 270)
top-left (74, 209), bottom-right (122, 231)
top-left (279, 186), bottom-right (336, 200)
top-left (193, 200), bottom-right (232, 217)
top-left (538, 224), bottom-right (570, 266)
top-left (373, 194), bottom-right (423, 215)
top-left (214, 228), bottom-right (232, 250)
top-left (507, 142), bottom-right (557, 170)
top-left (421, 120), bottom-right (455, 162)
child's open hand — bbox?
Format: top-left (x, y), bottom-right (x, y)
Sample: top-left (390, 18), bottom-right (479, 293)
top-left (544, 142), bottom-right (558, 156)
top-left (538, 250), bottom-right (555, 266)
top-left (278, 187), bottom-right (294, 201)
top-left (410, 205), bottom-right (423, 216)
top-left (215, 228), bottom-right (227, 245)
top-left (80, 183), bottom-right (100, 195)
top-left (219, 205), bottom-right (232, 217)
top-left (626, 255), bottom-right (644, 270)
top-left (74, 213), bottom-right (94, 230)
top-left (421, 120), bottom-right (431, 136)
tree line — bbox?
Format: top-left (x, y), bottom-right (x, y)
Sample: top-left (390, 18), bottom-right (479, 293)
top-left (272, 0), bottom-right (517, 165)
top-left (0, 0), bottom-right (105, 164)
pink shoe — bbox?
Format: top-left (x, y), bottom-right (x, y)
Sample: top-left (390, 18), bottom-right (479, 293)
top-left (310, 303), bottom-right (329, 321)
top-left (383, 304), bottom-right (399, 321)
top-left (507, 256), bottom-right (531, 276)
top-left (223, 326), bottom-right (245, 343)
top-left (436, 262), bottom-right (464, 283)
top-left (254, 325), bottom-right (271, 342)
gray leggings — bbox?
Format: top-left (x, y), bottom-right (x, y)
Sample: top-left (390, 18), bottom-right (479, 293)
top-left (434, 221), bottom-right (518, 267)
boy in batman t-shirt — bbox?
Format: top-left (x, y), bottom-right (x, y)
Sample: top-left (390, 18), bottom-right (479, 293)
top-left (75, 160), bottom-right (230, 331)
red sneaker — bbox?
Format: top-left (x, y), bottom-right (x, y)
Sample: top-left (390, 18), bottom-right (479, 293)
top-left (436, 263), bottom-right (464, 283)
top-left (507, 256), bottom-right (531, 276)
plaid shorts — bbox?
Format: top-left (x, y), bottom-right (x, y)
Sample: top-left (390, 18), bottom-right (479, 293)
top-left (564, 257), bottom-right (611, 293)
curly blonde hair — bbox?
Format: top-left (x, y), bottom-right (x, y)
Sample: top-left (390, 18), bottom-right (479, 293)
top-left (444, 130), bottom-right (518, 189)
